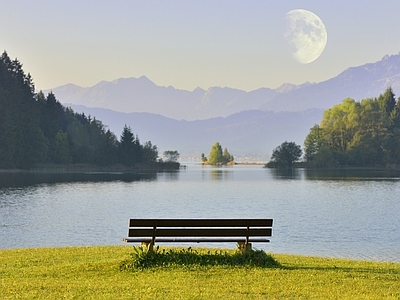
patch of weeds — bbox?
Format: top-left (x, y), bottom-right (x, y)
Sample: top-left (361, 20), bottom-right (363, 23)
top-left (120, 246), bottom-right (281, 271)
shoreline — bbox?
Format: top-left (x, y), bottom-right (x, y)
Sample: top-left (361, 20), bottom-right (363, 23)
top-left (0, 162), bottom-right (181, 174)
top-left (1, 245), bottom-right (398, 264)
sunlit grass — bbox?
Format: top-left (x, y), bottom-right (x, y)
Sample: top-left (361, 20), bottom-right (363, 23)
top-left (120, 246), bottom-right (281, 270)
top-left (1, 245), bottom-right (399, 299)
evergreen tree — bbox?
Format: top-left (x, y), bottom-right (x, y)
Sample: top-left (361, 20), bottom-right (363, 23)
top-left (208, 142), bottom-right (224, 164)
top-left (0, 51), bottom-right (47, 168)
top-left (118, 125), bottom-right (138, 166)
top-left (222, 147), bottom-right (234, 163)
top-left (53, 131), bottom-right (72, 163)
top-left (206, 142), bottom-right (234, 165)
top-left (142, 141), bottom-right (158, 163)
top-left (378, 87), bottom-right (396, 115)
top-left (0, 51), bottom-right (163, 169)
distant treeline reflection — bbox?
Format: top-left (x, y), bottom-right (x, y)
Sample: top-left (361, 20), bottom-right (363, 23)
top-left (0, 172), bottom-right (160, 188)
top-left (270, 168), bottom-right (400, 181)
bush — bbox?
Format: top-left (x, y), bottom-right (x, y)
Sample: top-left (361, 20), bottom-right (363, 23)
top-left (120, 246), bottom-right (281, 271)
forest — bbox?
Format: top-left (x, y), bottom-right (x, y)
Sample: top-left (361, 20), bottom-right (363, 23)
top-left (0, 51), bottom-right (174, 170)
top-left (304, 88), bottom-right (400, 167)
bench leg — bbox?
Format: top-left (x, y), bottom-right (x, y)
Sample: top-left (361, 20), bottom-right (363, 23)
top-left (141, 242), bottom-right (154, 253)
top-left (237, 242), bottom-right (252, 253)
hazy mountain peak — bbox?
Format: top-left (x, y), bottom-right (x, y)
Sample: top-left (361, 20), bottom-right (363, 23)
top-left (259, 52), bottom-right (400, 112)
top-left (274, 81), bottom-right (314, 93)
top-left (48, 83), bottom-right (82, 93)
top-left (110, 76), bottom-right (153, 85)
top-left (193, 87), bottom-right (206, 93)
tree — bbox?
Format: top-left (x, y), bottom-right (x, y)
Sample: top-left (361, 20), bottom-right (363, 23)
top-left (118, 125), bottom-right (138, 166)
top-left (208, 142), bottom-right (223, 164)
top-left (0, 51), bottom-right (47, 168)
top-left (304, 125), bottom-right (323, 162)
top-left (303, 88), bottom-right (400, 167)
top-left (53, 131), bottom-right (72, 163)
top-left (207, 142), bottom-right (223, 164)
top-left (269, 141), bottom-right (302, 168)
top-left (163, 150), bottom-right (180, 162)
top-left (223, 147), bottom-right (234, 163)
top-left (378, 87), bottom-right (396, 115)
top-left (142, 141), bottom-right (158, 163)
top-left (1, 51), bottom-right (167, 169)
top-left (320, 98), bottom-right (360, 154)
top-left (205, 142), bottom-right (234, 165)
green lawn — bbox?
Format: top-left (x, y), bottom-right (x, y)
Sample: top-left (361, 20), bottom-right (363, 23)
top-left (1, 245), bottom-right (399, 299)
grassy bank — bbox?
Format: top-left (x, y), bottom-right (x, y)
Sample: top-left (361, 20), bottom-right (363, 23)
top-left (1, 246), bottom-right (399, 299)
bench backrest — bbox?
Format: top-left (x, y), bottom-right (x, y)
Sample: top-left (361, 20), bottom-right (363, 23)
top-left (127, 219), bottom-right (273, 242)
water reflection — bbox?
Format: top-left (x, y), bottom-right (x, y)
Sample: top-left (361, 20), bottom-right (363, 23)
top-left (305, 169), bottom-right (400, 181)
top-left (158, 171), bottom-right (180, 181)
top-left (270, 168), bottom-right (301, 180)
top-left (212, 169), bottom-right (233, 180)
top-left (0, 172), bottom-right (158, 189)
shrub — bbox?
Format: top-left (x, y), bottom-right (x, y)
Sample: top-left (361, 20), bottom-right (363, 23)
top-left (120, 246), bottom-right (281, 271)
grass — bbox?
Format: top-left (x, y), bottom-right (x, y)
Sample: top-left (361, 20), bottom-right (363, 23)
top-left (120, 246), bottom-right (281, 270)
top-left (0, 245), bottom-right (399, 299)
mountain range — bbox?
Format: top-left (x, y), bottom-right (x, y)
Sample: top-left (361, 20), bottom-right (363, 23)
top-left (45, 53), bottom-right (400, 160)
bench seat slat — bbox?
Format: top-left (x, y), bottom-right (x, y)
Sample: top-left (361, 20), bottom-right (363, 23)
top-left (128, 228), bottom-right (272, 237)
top-left (123, 237), bottom-right (270, 243)
top-left (129, 219), bottom-right (273, 227)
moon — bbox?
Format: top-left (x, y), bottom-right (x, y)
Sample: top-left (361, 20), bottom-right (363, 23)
top-left (284, 9), bottom-right (327, 64)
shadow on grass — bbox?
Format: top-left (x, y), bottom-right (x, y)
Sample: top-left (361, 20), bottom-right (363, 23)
top-left (281, 262), bottom-right (400, 275)
top-left (120, 246), bottom-right (282, 271)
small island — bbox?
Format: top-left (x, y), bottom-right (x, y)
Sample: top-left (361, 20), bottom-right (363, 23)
top-left (201, 142), bottom-right (235, 165)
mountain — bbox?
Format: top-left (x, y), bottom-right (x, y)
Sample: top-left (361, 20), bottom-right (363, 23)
top-left (260, 53), bottom-right (400, 111)
top-left (47, 53), bottom-right (400, 120)
top-left (48, 76), bottom-right (279, 121)
top-left (46, 52), bottom-right (400, 159)
top-left (67, 104), bottom-right (323, 160)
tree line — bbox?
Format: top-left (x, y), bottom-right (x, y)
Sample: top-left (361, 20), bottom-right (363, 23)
top-left (304, 88), bottom-right (400, 167)
top-left (268, 88), bottom-right (400, 168)
top-left (0, 51), bottom-right (172, 169)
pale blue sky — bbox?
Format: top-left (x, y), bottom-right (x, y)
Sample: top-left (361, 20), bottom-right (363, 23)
top-left (2, 1), bottom-right (400, 91)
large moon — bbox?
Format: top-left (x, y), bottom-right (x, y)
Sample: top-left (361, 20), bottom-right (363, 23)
top-left (284, 9), bottom-right (327, 64)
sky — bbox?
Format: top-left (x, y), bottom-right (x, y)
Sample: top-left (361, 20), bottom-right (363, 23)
top-left (2, 0), bottom-right (400, 92)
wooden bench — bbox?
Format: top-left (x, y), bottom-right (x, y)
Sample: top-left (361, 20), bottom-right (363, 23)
top-left (122, 219), bottom-right (273, 253)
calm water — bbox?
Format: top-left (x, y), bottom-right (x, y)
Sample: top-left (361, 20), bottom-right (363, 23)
top-left (1, 164), bottom-right (400, 262)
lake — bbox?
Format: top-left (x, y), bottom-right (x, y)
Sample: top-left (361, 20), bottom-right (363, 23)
top-left (1, 164), bottom-right (399, 262)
